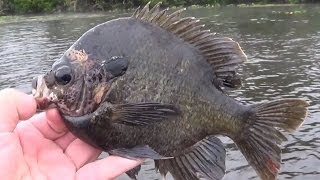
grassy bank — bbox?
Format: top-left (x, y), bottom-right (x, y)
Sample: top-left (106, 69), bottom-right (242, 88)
top-left (0, 0), bottom-right (319, 15)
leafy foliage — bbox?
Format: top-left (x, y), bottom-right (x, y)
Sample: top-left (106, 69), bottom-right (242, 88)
top-left (0, 0), bottom-right (319, 15)
top-left (13, 0), bottom-right (61, 13)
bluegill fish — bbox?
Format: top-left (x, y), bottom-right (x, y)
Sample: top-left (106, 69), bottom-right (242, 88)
top-left (32, 2), bottom-right (308, 180)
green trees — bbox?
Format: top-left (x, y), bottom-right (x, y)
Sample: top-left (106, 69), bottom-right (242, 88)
top-left (0, 0), bottom-right (319, 15)
top-left (13, 0), bottom-right (62, 13)
top-left (1, 0), bottom-right (63, 14)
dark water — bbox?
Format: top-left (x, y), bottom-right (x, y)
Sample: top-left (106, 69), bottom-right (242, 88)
top-left (0, 5), bottom-right (319, 180)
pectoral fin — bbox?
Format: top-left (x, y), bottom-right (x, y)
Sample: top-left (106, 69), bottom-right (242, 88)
top-left (111, 103), bottom-right (180, 126)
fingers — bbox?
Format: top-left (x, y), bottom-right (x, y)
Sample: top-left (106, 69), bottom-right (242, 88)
top-left (30, 109), bottom-right (67, 140)
top-left (31, 108), bottom-right (101, 167)
top-left (15, 120), bottom-right (75, 180)
top-left (46, 108), bottom-right (67, 133)
top-left (65, 139), bottom-right (101, 170)
top-left (76, 156), bottom-right (143, 180)
top-left (30, 106), bottom-right (101, 169)
top-left (54, 132), bottom-right (76, 150)
top-left (0, 88), bottom-right (37, 132)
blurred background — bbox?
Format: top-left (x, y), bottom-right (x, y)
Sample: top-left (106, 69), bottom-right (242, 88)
top-left (0, 0), bottom-right (320, 15)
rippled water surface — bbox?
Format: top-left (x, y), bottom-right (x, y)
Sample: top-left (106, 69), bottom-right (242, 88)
top-left (0, 5), bottom-right (319, 180)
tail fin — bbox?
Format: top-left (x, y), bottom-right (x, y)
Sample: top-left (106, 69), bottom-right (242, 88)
top-left (234, 98), bottom-right (308, 180)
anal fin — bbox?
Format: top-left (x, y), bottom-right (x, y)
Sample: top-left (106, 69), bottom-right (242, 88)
top-left (155, 136), bottom-right (226, 180)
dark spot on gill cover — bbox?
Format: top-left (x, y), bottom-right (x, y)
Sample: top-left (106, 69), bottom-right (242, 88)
top-left (103, 56), bottom-right (129, 78)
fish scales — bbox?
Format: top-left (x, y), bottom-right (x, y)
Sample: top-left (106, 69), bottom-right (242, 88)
top-left (32, 2), bottom-right (308, 180)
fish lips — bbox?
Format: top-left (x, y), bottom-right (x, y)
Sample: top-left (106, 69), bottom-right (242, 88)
top-left (32, 75), bottom-right (57, 110)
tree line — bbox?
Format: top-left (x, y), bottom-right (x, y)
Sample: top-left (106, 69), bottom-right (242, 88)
top-left (0, 0), bottom-right (319, 15)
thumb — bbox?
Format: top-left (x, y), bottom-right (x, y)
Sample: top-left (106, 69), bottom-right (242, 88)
top-left (0, 88), bottom-right (37, 132)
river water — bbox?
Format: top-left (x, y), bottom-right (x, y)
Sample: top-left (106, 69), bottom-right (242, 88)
top-left (0, 4), bottom-right (319, 180)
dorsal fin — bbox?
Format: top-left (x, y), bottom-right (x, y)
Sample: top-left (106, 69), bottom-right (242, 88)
top-left (132, 2), bottom-right (247, 90)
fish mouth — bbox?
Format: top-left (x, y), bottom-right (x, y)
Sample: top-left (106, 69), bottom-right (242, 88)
top-left (32, 75), bottom-right (58, 110)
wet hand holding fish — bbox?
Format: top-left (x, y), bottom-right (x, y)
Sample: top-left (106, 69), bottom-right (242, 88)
top-left (0, 88), bottom-right (143, 180)
top-left (32, 2), bottom-right (309, 180)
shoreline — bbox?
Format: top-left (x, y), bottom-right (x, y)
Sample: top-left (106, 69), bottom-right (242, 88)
top-left (0, 2), bottom-right (317, 17)
top-left (0, 3), bottom-right (317, 24)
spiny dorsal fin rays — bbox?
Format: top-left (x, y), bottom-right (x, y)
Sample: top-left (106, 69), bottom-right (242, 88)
top-left (132, 6), bottom-right (140, 17)
top-left (183, 29), bottom-right (212, 41)
top-left (153, 8), bottom-right (169, 25)
top-left (160, 8), bottom-right (186, 28)
top-left (166, 17), bottom-right (195, 32)
top-left (138, 2), bottom-right (150, 19)
top-left (132, 2), bottom-right (247, 90)
top-left (175, 19), bottom-right (201, 37)
top-left (147, 2), bottom-right (161, 21)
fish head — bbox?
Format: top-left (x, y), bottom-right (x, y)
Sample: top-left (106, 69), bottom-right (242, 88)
top-left (32, 48), bottom-right (127, 117)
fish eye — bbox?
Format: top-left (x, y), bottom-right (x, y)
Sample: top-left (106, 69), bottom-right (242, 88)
top-left (54, 66), bottom-right (72, 85)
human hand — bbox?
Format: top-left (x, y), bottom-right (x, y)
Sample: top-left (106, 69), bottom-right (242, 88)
top-left (0, 88), bottom-right (142, 180)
